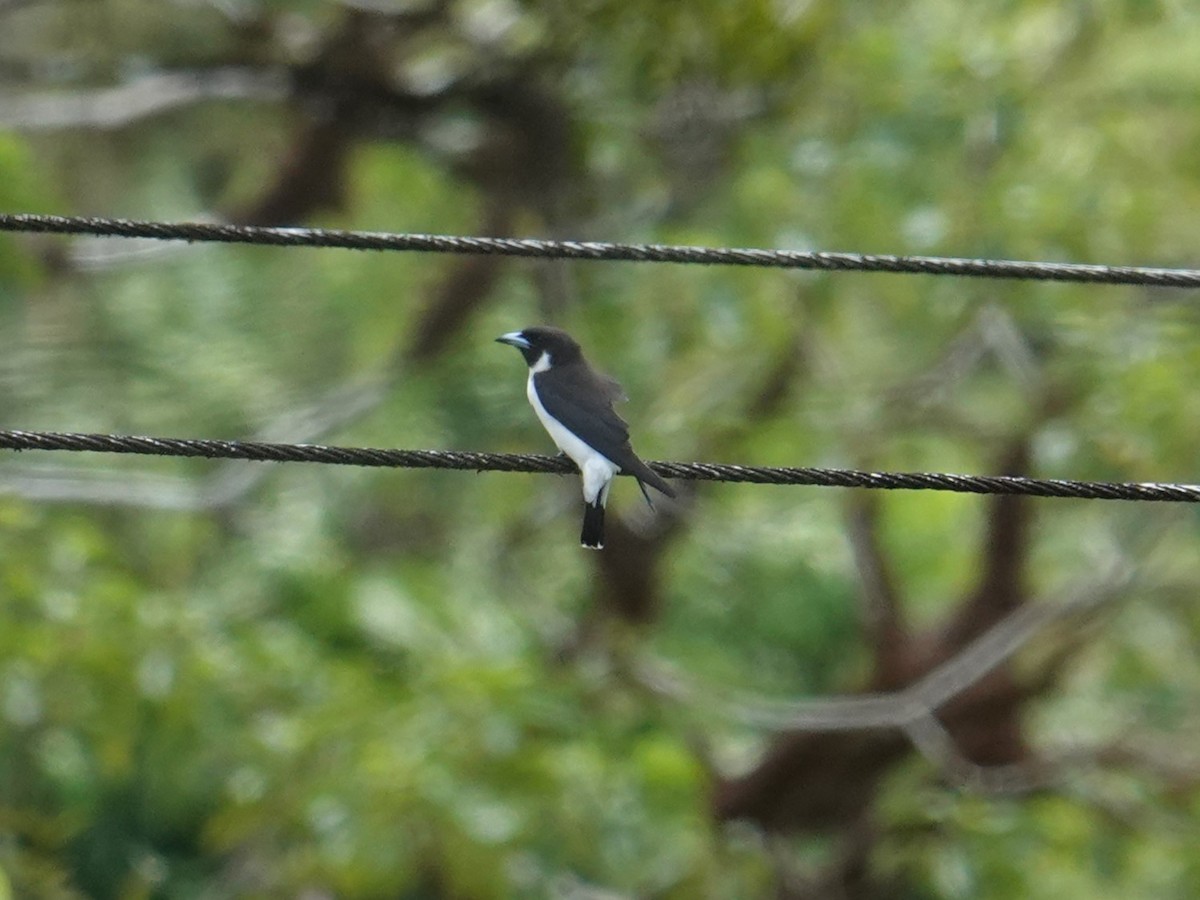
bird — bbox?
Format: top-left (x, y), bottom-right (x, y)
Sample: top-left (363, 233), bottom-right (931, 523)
top-left (496, 326), bottom-right (676, 549)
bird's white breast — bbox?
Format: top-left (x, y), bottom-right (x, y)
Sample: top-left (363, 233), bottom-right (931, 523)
top-left (527, 352), bottom-right (618, 506)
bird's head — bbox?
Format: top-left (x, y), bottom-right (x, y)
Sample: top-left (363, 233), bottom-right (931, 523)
top-left (496, 326), bottom-right (582, 369)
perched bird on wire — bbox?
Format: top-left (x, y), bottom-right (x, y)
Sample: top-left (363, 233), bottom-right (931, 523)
top-left (496, 326), bottom-right (676, 549)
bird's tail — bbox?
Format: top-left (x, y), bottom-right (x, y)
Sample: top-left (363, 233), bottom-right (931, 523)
top-left (580, 500), bottom-right (605, 549)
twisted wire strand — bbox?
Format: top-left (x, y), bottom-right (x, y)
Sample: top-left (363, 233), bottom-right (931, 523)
top-left (1, 429), bottom-right (1196, 502)
top-left (3, 213), bottom-right (1200, 287)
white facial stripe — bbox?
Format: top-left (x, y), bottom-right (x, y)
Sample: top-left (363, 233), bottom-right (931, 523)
top-left (526, 370), bottom-right (617, 505)
top-left (530, 350), bottom-right (552, 373)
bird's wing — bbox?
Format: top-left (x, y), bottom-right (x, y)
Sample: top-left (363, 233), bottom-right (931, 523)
top-left (535, 365), bottom-right (676, 502)
top-left (533, 368), bottom-right (633, 465)
top-left (600, 373), bottom-right (628, 403)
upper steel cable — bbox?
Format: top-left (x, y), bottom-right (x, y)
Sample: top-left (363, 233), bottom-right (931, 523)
top-left (2, 213), bottom-right (1200, 287)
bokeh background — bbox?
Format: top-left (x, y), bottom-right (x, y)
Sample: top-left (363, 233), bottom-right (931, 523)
top-left (2, 1), bottom-right (1200, 897)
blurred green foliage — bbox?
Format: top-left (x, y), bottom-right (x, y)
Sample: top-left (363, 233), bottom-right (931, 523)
top-left (1, 0), bottom-right (1200, 897)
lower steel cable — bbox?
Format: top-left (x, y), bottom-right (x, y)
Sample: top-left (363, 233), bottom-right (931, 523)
top-left (0, 429), bottom-right (1196, 502)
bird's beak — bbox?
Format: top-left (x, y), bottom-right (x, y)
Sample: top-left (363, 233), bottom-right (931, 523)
top-left (496, 332), bottom-right (531, 349)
